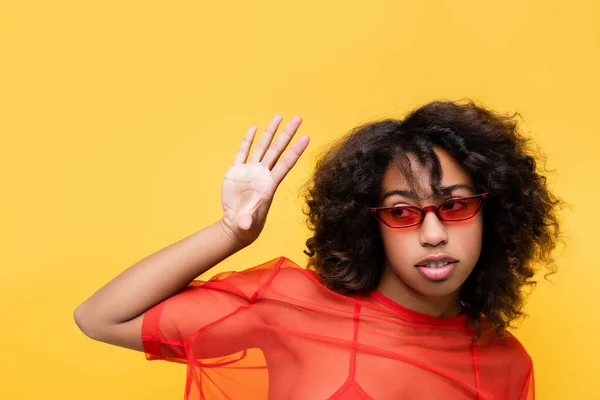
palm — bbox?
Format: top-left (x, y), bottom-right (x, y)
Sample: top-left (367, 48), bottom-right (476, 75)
top-left (220, 115), bottom-right (310, 244)
top-left (221, 163), bottom-right (276, 231)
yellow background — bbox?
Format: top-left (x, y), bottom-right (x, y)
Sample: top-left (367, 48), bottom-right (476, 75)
top-left (1, 1), bottom-right (597, 398)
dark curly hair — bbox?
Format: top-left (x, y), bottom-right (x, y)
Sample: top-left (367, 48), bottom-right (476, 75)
top-left (302, 99), bottom-right (565, 336)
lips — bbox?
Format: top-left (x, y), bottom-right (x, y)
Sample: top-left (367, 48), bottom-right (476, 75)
top-left (417, 263), bottom-right (456, 281)
top-left (414, 254), bottom-right (459, 281)
top-left (414, 254), bottom-right (458, 267)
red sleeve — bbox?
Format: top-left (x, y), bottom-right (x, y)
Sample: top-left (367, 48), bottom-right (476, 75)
top-left (520, 365), bottom-right (535, 400)
top-left (141, 257), bottom-right (283, 364)
top-left (474, 330), bottom-right (535, 400)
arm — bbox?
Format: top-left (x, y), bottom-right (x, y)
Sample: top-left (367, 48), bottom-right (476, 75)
top-left (74, 115), bottom-right (309, 352)
top-left (73, 222), bottom-right (245, 351)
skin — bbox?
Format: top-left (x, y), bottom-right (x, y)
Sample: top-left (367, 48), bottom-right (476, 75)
top-left (376, 147), bottom-right (483, 318)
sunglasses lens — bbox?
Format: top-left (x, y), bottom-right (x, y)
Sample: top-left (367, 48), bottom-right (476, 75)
top-left (380, 207), bottom-right (421, 227)
top-left (438, 198), bottom-right (481, 220)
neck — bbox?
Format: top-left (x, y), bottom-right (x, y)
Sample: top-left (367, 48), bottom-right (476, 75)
top-left (376, 263), bottom-right (462, 318)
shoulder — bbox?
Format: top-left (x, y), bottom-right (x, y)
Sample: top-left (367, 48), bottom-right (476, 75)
top-left (198, 256), bottom-right (323, 301)
top-left (490, 330), bottom-right (530, 356)
top-left (201, 255), bottom-right (354, 310)
top-left (477, 329), bottom-right (533, 377)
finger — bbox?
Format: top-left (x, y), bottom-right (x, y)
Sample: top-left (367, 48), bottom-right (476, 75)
top-left (271, 135), bottom-right (310, 186)
top-left (260, 116), bottom-right (302, 169)
top-left (233, 125), bottom-right (257, 166)
top-left (248, 115), bottom-right (283, 164)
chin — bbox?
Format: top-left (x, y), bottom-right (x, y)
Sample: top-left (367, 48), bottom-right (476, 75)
top-left (414, 283), bottom-right (462, 298)
top-left (408, 272), bottom-right (468, 297)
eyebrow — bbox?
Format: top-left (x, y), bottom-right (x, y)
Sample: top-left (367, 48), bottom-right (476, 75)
top-left (381, 184), bottom-right (475, 200)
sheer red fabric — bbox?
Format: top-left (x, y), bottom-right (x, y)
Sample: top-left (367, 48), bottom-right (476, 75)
top-left (142, 257), bottom-right (534, 399)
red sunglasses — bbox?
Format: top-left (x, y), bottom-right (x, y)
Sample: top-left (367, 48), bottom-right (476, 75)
top-left (369, 193), bottom-right (488, 228)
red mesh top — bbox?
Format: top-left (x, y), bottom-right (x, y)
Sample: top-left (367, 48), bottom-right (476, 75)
top-left (142, 257), bottom-right (534, 400)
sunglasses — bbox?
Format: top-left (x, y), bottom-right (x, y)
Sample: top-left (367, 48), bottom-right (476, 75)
top-left (369, 193), bottom-right (488, 228)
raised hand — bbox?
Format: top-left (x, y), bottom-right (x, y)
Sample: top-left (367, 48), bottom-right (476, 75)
top-left (220, 115), bottom-right (310, 245)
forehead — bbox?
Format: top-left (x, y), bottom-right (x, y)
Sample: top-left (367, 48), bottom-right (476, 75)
top-left (381, 148), bottom-right (474, 197)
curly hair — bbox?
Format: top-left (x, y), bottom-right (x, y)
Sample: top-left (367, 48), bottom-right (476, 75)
top-left (302, 99), bottom-right (564, 336)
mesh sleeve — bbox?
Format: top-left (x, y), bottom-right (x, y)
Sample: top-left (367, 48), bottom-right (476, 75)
top-left (141, 257), bottom-right (281, 364)
top-left (520, 366), bottom-right (535, 400)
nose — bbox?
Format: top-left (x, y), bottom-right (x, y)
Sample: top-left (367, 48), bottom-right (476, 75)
top-left (419, 211), bottom-right (448, 247)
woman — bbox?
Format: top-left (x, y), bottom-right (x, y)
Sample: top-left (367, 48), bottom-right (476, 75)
top-left (74, 100), bottom-right (562, 399)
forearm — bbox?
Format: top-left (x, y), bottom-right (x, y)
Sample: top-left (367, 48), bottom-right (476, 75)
top-left (74, 220), bottom-right (247, 333)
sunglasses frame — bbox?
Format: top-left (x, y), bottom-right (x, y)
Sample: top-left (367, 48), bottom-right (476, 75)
top-left (369, 193), bottom-right (488, 229)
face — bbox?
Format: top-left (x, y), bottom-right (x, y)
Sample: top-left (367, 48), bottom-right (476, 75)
top-left (377, 147), bottom-right (483, 305)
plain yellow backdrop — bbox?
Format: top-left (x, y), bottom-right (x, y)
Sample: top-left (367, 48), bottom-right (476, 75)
top-left (1, 1), bottom-right (597, 398)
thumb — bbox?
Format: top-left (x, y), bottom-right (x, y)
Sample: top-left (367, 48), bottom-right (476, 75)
top-left (238, 213), bottom-right (253, 231)
top-left (237, 193), bottom-right (263, 231)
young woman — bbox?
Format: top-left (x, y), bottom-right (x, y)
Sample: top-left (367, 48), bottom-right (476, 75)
top-left (74, 100), bottom-right (562, 399)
